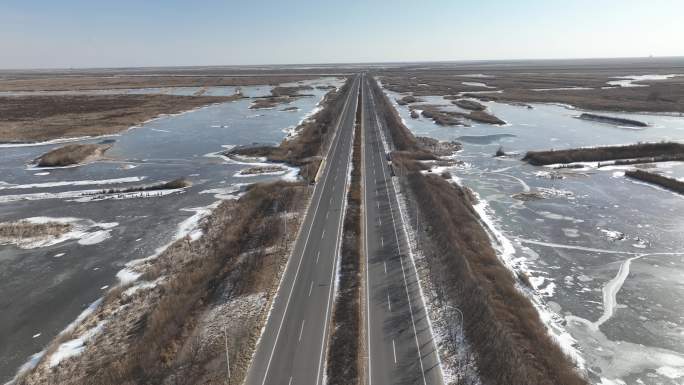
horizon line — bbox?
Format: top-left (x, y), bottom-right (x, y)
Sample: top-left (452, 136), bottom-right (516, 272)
top-left (2, 55), bottom-right (684, 73)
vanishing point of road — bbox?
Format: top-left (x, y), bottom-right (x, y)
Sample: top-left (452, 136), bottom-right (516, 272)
top-left (243, 73), bottom-right (442, 385)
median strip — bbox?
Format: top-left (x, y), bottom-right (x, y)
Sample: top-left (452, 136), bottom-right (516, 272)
top-left (325, 84), bottom-right (363, 385)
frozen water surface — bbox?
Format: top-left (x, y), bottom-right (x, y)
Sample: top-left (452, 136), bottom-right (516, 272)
top-left (0, 77), bottom-right (344, 382)
top-left (384, 86), bottom-right (684, 385)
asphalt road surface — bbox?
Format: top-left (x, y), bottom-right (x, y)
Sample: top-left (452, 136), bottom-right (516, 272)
top-left (361, 74), bottom-right (443, 385)
top-left (244, 75), bottom-right (360, 385)
top-left (244, 73), bottom-right (442, 385)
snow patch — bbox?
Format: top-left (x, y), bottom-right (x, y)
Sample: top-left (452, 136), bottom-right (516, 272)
top-left (49, 321), bottom-right (106, 368)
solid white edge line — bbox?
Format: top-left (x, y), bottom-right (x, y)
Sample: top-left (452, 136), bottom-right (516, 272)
top-left (392, 339), bottom-right (397, 364)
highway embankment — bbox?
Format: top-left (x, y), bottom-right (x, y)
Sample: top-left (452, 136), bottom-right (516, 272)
top-left (369, 77), bottom-right (587, 385)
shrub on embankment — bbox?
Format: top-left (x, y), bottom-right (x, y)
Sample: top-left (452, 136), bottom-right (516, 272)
top-left (369, 75), bottom-right (587, 385)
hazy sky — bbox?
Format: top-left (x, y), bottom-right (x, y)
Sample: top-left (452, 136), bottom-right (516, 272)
top-left (1, 0), bottom-right (683, 69)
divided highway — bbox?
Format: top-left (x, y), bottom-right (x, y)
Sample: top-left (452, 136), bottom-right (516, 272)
top-left (244, 76), bottom-right (360, 385)
top-left (361, 74), bottom-right (443, 385)
top-left (245, 74), bottom-right (442, 385)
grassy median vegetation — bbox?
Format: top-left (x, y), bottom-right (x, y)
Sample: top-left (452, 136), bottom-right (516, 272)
top-left (369, 77), bottom-right (586, 385)
top-left (523, 142), bottom-right (684, 166)
top-left (327, 89), bottom-right (362, 385)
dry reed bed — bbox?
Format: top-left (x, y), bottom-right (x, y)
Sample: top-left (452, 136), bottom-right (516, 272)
top-left (34, 143), bottom-right (111, 167)
top-left (0, 221), bottom-right (72, 240)
top-left (17, 181), bottom-right (309, 385)
top-left (523, 142), bottom-right (684, 166)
